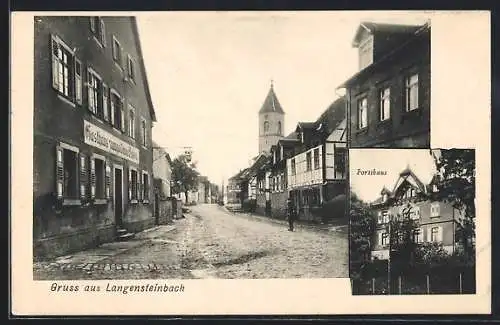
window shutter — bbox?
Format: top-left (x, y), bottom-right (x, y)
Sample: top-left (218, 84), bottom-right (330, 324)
top-left (56, 145), bottom-right (64, 199)
top-left (99, 18), bottom-right (106, 46)
top-left (102, 84), bottom-right (109, 122)
top-left (137, 172), bottom-right (142, 201)
top-left (120, 99), bottom-right (125, 132)
top-left (87, 69), bottom-right (93, 113)
top-left (79, 153), bottom-right (87, 200)
top-left (90, 158), bottom-right (96, 199)
top-left (128, 169), bottom-right (132, 200)
top-left (110, 94), bottom-right (115, 126)
top-left (74, 59), bottom-right (82, 105)
top-left (51, 37), bottom-right (59, 90)
top-left (89, 17), bottom-right (96, 32)
top-left (105, 161), bottom-right (112, 199)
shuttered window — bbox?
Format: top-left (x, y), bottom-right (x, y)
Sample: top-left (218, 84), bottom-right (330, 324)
top-left (102, 83), bottom-right (109, 122)
top-left (51, 35), bottom-right (75, 100)
top-left (55, 143), bottom-right (79, 200)
top-left (105, 162), bottom-right (112, 199)
top-left (79, 153), bottom-right (87, 199)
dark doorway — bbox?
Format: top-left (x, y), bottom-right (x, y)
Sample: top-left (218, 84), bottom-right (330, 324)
top-left (114, 168), bottom-right (123, 228)
top-left (154, 193), bottom-right (160, 225)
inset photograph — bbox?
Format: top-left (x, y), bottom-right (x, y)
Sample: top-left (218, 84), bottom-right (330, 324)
top-left (349, 148), bottom-right (475, 295)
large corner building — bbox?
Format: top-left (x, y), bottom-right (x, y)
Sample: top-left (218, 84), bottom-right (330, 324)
top-left (33, 16), bottom-right (157, 258)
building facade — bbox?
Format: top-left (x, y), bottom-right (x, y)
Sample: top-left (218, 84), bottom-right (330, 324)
top-left (33, 16), bottom-right (156, 258)
top-left (258, 83), bottom-right (285, 154)
top-left (339, 22), bottom-right (431, 148)
top-left (286, 97), bottom-right (347, 222)
top-left (152, 142), bottom-right (173, 225)
top-left (370, 167), bottom-right (461, 260)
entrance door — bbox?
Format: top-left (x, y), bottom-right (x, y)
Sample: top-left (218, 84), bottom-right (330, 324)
top-left (114, 168), bottom-right (123, 228)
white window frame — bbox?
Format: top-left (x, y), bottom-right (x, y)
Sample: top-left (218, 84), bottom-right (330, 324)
top-left (379, 87), bottom-right (390, 121)
top-left (128, 104), bottom-right (136, 139)
top-left (110, 89), bottom-right (123, 131)
top-left (357, 97), bottom-right (368, 129)
top-left (430, 226), bottom-right (440, 242)
top-left (381, 232), bottom-right (389, 247)
top-left (58, 142), bottom-right (80, 204)
top-left (405, 73), bottom-right (419, 111)
top-left (431, 202), bottom-right (440, 218)
top-left (51, 35), bottom-right (76, 101)
top-left (112, 35), bottom-right (122, 68)
top-left (87, 67), bottom-right (102, 116)
top-left (127, 54), bottom-right (136, 82)
top-left (91, 153), bottom-right (107, 203)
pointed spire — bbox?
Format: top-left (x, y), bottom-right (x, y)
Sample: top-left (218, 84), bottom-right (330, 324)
top-left (259, 80), bottom-right (285, 114)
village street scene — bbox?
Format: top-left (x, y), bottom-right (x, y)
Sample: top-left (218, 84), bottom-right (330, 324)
top-left (31, 12), bottom-right (471, 287)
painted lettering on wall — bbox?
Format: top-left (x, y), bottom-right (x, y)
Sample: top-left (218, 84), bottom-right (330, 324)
top-left (84, 120), bottom-right (140, 164)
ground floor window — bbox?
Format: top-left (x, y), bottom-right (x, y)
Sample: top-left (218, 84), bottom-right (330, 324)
top-left (142, 171), bottom-right (149, 202)
top-left (62, 148), bottom-right (78, 198)
top-left (129, 168), bottom-right (138, 201)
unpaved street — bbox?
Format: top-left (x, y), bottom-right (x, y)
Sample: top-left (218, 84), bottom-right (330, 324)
top-left (34, 204), bottom-right (348, 280)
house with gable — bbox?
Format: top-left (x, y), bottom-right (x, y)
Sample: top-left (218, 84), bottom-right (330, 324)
top-left (286, 96), bottom-right (347, 222)
top-left (33, 16), bottom-right (157, 258)
top-left (338, 21), bottom-right (431, 148)
top-left (370, 166), bottom-right (462, 260)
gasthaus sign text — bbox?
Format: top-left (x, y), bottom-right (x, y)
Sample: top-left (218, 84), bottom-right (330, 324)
top-left (84, 120), bottom-right (140, 164)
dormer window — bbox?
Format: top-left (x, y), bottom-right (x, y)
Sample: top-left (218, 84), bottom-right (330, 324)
top-left (358, 35), bottom-right (374, 70)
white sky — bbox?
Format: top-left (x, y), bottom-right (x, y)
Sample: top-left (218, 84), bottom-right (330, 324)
top-left (350, 149), bottom-right (437, 203)
top-left (136, 11), bottom-right (430, 186)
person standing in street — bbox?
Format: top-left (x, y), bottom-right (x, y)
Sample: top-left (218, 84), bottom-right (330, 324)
top-left (286, 197), bottom-right (296, 231)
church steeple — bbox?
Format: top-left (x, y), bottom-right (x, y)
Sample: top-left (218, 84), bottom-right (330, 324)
top-left (259, 81), bottom-right (285, 114)
top-left (258, 81), bottom-right (285, 153)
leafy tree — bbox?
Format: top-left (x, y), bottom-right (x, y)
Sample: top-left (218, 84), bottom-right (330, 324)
top-left (430, 149), bottom-right (475, 262)
top-left (171, 154), bottom-right (200, 204)
top-left (349, 190), bottom-right (376, 280)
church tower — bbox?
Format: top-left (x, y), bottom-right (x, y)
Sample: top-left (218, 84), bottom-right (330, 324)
top-left (259, 81), bottom-right (285, 153)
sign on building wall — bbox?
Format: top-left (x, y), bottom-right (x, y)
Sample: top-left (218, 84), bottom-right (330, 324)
top-left (83, 120), bottom-right (140, 164)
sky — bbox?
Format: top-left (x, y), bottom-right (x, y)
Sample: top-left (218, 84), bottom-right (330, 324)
top-left (136, 11), bottom-right (430, 186)
top-left (349, 149), bottom-right (438, 203)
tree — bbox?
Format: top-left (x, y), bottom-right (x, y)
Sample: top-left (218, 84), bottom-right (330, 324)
top-left (349, 190), bottom-right (376, 280)
top-left (430, 149), bottom-right (475, 262)
top-left (171, 154), bottom-right (200, 204)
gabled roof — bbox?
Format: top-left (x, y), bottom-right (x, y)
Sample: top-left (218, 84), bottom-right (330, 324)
top-left (352, 21), bottom-right (423, 47)
top-left (131, 17), bottom-right (157, 122)
top-left (315, 96), bottom-right (346, 135)
top-left (337, 22), bottom-right (430, 89)
top-left (371, 166), bottom-right (431, 206)
top-left (259, 83), bottom-right (285, 114)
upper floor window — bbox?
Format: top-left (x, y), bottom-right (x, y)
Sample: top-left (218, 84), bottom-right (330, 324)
top-left (263, 121), bottom-right (269, 133)
top-left (358, 36), bottom-right (373, 70)
top-left (306, 151), bottom-right (312, 171)
top-left (430, 202), bottom-right (440, 218)
top-left (380, 232), bottom-right (389, 247)
top-left (127, 54), bottom-right (136, 82)
top-left (87, 69), bottom-right (102, 116)
top-left (291, 158), bottom-right (296, 175)
top-left (357, 97), bottom-right (368, 129)
top-left (277, 121), bottom-right (282, 135)
top-left (89, 17), bottom-right (106, 46)
top-left (313, 148), bottom-right (320, 170)
top-left (379, 87), bottom-right (391, 121)
top-left (112, 36), bottom-right (122, 67)
top-left (110, 91), bottom-right (124, 132)
top-left (405, 73), bottom-right (419, 111)
top-left (51, 36), bottom-right (76, 101)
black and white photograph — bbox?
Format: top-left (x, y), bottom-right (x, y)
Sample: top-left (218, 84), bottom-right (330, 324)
top-left (11, 10), bottom-right (491, 315)
top-left (349, 148), bottom-right (476, 295)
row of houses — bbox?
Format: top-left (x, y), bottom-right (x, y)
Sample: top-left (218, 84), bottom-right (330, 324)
top-left (227, 20), bottom-right (431, 225)
top-left (33, 16), bottom-right (186, 259)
